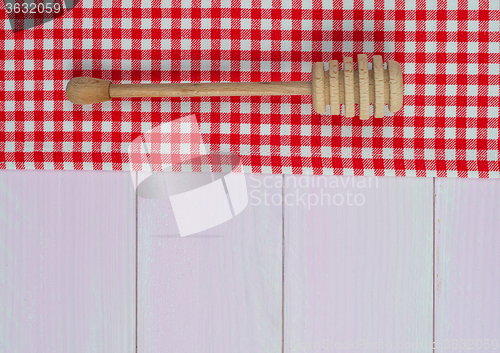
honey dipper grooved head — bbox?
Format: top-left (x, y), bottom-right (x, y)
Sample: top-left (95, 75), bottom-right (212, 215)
top-left (311, 56), bottom-right (404, 119)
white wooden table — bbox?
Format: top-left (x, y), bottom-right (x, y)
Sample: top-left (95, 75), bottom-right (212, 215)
top-left (1, 170), bottom-right (499, 352)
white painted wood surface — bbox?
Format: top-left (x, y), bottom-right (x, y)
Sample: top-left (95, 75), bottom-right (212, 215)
top-left (284, 175), bottom-right (434, 352)
top-left (0, 170), bottom-right (136, 353)
top-left (2, 170), bottom-right (500, 353)
top-left (137, 173), bottom-right (283, 353)
top-left (435, 178), bottom-right (500, 352)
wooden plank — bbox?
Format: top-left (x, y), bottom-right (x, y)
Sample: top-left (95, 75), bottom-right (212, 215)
top-left (137, 173), bottom-right (282, 352)
top-left (435, 178), bottom-right (500, 352)
top-left (0, 170), bottom-right (136, 353)
top-left (284, 175), bottom-right (433, 352)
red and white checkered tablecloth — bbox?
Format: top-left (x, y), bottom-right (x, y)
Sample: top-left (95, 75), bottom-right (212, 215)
top-left (1, 0), bottom-right (499, 177)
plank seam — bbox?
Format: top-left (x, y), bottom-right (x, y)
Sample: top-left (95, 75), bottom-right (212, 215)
top-left (282, 174), bottom-right (285, 353)
top-left (433, 177), bottom-right (436, 352)
top-left (136, 171), bottom-right (139, 353)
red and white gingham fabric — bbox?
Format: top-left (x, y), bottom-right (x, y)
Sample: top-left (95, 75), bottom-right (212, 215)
top-left (129, 113), bottom-right (243, 173)
top-left (1, 0), bottom-right (499, 177)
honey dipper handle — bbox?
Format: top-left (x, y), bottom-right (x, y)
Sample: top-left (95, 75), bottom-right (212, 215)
top-left (109, 81), bottom-right (311, 99)
top-left (66, 77), bottom-right (112, 105)
top-left (66, 77), bottom-right (311, 105)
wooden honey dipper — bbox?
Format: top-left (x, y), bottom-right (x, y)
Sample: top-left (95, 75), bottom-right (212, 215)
top-left (66, 54), bottom-right (403, 119)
